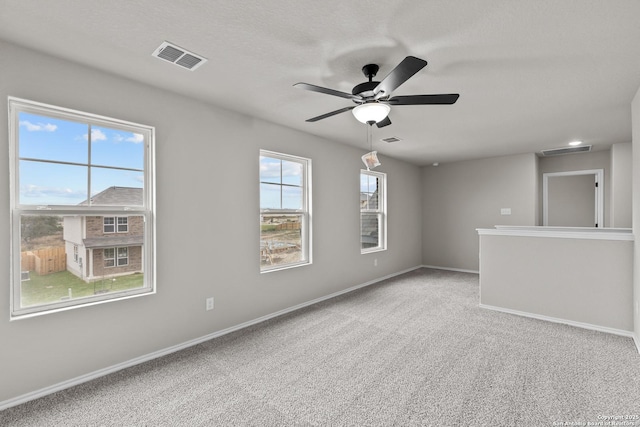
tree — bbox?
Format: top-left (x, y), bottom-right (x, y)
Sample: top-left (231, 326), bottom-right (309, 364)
top-left (21, 216), bottom-right (62, 244)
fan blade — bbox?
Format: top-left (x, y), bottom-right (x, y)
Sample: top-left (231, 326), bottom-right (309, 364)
top-left (386, 94), bottom-right (459, 105)
top-left (306, 106), bottom-right (355, 122)
top-left (294, 82), bottom-right (361, 100)
top-left (373, 56), bottom-right (428, 98)
top-left (376, 116), bottom-right (392, 128)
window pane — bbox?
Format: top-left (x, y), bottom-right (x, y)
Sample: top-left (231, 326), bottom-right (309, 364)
top-left (360, 173), bottom-right (371, 193)
top-left (281, 160), bottom-right (303, 186)
top-left (117, 217), bottom-right (128, 232)
top-left (282, 186), bottom-right (303, 210)
top-left (90, 167), bottom-right (144, 205)
top-left (259, 156), bottom-right (281, 184)
top-left (361, 173), bottom-right (378, 194)
top-left (260, 214), bottom-right (303, 267)
top-left (91, 126), bottom-right (144, 170)
top-left (260, 183), bottom-right (281, 210)
top-left (19, 214), bottom-right (144, 308)
top-left (367, 190), bottom-right (379, 210)
top-left (361, 213), bottom-right (380, 249)
top-left (18, 112), bottom-right (88, 164)
top-left (19, 160), bottom-right (88, 205)
top-left (104, 217), bottom-right (115, 233)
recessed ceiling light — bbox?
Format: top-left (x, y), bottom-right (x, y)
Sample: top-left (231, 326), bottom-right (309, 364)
top-left (569, 140), bottom-right (582, 146)
top-left (432, 162), bottom-right (439, 167)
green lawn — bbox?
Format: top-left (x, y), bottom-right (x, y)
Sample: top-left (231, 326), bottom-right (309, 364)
top-left (21, 270), bottom-right (144, 307)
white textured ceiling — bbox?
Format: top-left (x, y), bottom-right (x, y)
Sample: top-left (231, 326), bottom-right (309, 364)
top-left (2, 0), bottom-right (640, 166)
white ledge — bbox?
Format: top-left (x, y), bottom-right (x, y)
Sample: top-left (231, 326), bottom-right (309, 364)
top-left (477, 226), bottom-right (633, 241)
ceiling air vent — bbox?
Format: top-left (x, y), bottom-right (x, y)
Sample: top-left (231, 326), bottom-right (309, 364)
top-left (381, 137), bottom-right (402, 143)
top-left (541, 145), bottom-right (592, 157)
top-left (152, 41), bottom-right (207, 71)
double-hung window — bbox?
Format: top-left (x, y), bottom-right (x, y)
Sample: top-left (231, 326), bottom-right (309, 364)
top-left (259, 150), bottom-right (311, 272)
top-left (360, 170), bottom-right (386, 252)
top-left (8, 97), bottom-right (155, 319)
top-left (103, 216), bottom-right (128, 233)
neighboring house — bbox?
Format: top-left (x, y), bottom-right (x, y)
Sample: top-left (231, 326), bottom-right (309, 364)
top-left (63, 186), bottom-right (144, 282)
top-left (360, 189), bottom-right (379, 248)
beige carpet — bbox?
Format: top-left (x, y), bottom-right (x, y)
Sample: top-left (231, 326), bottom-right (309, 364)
top-left (1, 268), bottom-right (639, 426)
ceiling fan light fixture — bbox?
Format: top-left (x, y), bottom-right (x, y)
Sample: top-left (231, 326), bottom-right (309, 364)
top-left (352, 103), bottom-right (391, 124)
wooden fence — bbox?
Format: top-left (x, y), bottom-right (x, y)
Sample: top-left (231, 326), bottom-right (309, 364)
top-left (21, 247), bottom-right (66, 276)
top-left (275, 222), bottom-right (301, 230)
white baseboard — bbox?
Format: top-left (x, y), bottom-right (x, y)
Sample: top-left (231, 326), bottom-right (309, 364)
top-left (422, 264), bottom-right (479, 275)
top-left (0, 265), bottom-right (422, 412)
top-left (635, 333), bottom-right (640, 355)
top-left (479, 303), bottom-right (635, 338)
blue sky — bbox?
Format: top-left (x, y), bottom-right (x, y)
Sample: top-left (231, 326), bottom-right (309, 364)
top-left (259, 156), bottom-right (303, 210)
top-left (18, 112), bottom-right (144, 205)
top-left (360, 173), bottom-right (378, 194)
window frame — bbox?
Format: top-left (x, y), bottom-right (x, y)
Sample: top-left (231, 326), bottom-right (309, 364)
top-left (117, 216), bottom-right (128, 233)
top-left (360, 169), bottom-right (387, 254)
top-left (104, 247), bottom-right (116, 268)
top-left (8, 97), bottom-right (156, 319)
top-left (259, 150), bottom-right (312, 273)
top-left (103, 216), bottom-right (116, 233)
top-left (104, 216), bottom-right (129, 233)
top-left (117, 247), bottom-right (129, 266)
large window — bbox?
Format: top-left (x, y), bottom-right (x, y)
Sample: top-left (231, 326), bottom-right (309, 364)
top-left (8, 97), bottom-right (155, 319)
top-left (360, 170), bottom-right (386, 252)
top-left (259, 150), bottom-right (311, 272)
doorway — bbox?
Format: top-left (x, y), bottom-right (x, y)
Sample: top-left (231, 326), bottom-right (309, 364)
top-left (542, 169), bottom-right (604, 227)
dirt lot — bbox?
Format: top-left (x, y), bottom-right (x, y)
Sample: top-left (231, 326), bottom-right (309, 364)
top-left (261, 229), bottom-right (302, 266)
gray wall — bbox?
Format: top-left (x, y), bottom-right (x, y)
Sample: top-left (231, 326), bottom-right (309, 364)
top-left (480, 233), bottom-right (633, 332)
top-left (0, 41), bottom-right (423, 403)
top-left (611, 142), bottom-right (633, 228)
top-left (538, 150), bottom-right (612, 227)
top-left (421, 153), bottom-right (538, 272)
top-left (633, 86), bottom-right (640, 349)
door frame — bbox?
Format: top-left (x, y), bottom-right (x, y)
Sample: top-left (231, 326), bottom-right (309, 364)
top-left (542, 169), bottom-right (604, 227)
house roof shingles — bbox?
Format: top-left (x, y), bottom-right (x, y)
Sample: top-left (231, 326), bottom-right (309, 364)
top-left (83, 235), bottom-right (144, 249)
top-left (84, 186), bottom-right (143, 206)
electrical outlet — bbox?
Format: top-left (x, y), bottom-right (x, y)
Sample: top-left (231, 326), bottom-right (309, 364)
top-left (374, 258), bottom-right (378, 267)
top-left (206, 297), bottom-right (214, 311)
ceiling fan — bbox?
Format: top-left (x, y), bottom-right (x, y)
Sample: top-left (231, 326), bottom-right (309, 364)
top-left (294, 56), bottom-right (459, 128)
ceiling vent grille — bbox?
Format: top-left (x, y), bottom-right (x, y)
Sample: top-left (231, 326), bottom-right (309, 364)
top-left (381, 137), bottom-right (402, 143)
top-left (152, 41), bottom-right (207, 71)
top-left (541, 145), bottom-right (592, 156)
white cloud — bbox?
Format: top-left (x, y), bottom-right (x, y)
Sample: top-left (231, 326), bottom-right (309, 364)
top-left (83, 129), bottom-right (107, 142)
top-left (22, 184), bottom-right (85, 200)
top-left (112, 132), bottom-right (143, 144)
top-left (19, 120), bottom-right (57, 132)
top-left (92, 129), bottom-right (107, 141)
top-left (126, 133), bottom-right (144, 143)
top-left (260, 162), bottom-right (281, 178)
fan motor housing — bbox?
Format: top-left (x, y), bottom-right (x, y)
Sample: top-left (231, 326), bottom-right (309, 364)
top-left (352, 81), bottom-right (379, 97)
top-left (352, 63), bottom-right (381, 98)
